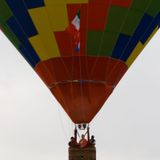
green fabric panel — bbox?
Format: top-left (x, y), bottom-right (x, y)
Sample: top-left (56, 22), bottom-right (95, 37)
top-left (0, 0), bottom-right (13, 20)
top-left (87, 31), bottom-right (119, 56)
top-left (87, 31), bottom-right (103, 56)
top-left (0, 22), bottom-right (20, 48)
top-left (105, 6), bottom-right (128, 32)
top-left (121, 10), bottom-right (144, 35)
top-left (87, 7), bottom-right (129, 56)
top-left (99, 31), bottom-right (119, 56)
top-left (130, 0), bottom-right (152, 11)
top-left (0, 0), bottom-right (20, 48)
top-left (146, 0), bottom-right (160, 17)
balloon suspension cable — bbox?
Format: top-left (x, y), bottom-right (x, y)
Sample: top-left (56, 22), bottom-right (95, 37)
top-left (68, 123), bottom-right (96, 149)
top-left (75, 123), bottom-right (89, 138)
top-left (68, 123), bottom-right (96, 160)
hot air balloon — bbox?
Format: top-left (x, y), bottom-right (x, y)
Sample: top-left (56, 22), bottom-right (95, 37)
top-left (1, 0), bottom-right (160, 159)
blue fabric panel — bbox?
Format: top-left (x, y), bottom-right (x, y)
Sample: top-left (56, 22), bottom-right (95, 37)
top-left (19, 45), bottom-right (38, 68)
top-left (7, 17), bottom-right (40, 67)
top-left (141, 13), bottom-right (160, 44)
top-left (120, 14), bottom-right (153, 61)
top-left (24, 0), bottom-right (45, 9)
top-left (112, 34), bottom-right (130, 59)
top-left (6, 0), bottom-right (38, 37)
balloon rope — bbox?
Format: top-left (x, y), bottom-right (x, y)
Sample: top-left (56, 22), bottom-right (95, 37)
top-left (57, 105), bottom-right (68, 139)
top-left (114, 0), bottom-right (153, 61)
top-left (77, 4), bottom-right (86, 122)
top-left (107, 0), bottom-right (154, 87)
top-left (34, 2), bottom-right (73, 138)
top-left (7, 1), bottom-right (69, 141)
top-left (85, 1), bottom-right (93, 118)
top-left (89, 0), bottom-right (132, 82)
top-left (89, 0), bottom-right (113, 81)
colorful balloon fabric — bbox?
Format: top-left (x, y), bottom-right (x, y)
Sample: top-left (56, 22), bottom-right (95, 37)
top-left (0, 0), bottom-right (160, 123)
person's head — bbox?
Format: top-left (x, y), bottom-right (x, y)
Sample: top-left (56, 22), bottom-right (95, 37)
top-left (91, 135), bottom-right (94, 139)
top-left (71, 137), bottom-right (75, 140)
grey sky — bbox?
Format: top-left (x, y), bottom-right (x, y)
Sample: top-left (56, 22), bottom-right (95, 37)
top-left (0, 30), bottom-right (160, 160)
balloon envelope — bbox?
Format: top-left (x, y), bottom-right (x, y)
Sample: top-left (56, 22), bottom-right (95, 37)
top-left (0, 0), bottom-right (160, 123)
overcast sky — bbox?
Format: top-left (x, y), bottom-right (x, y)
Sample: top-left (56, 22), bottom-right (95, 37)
top-left (0, 30), bottom-right (160, 160)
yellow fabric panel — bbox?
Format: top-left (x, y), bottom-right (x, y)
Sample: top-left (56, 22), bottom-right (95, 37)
top-left (44, 0), bottom-right (65, 4)
top-left (44, 0), bottom-right (88, 31)
top-left (66, 0), bottom-right (88, 3)
top-left (28, 7), bottom-right (60, 60)
top-left (126, 42), bottom-right (144, 67)
top-left (29, 35), bottom-right (47, 59)
top-left (44, 2), bottom-right (69, 31)
top-left (126, 27), bottom-right (159, 67)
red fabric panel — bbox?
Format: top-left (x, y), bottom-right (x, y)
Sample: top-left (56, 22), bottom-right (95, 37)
top-left (87, 3), bottom-right (109, 31)
top-left (67, 4), bottom-right (81, 22)
top-left (112, 0), bottom-right (132, 7)
top-left (87, 0), bottom-right (131, 30)
top-left (55, 31), bottom-right (81, 56)
top-left (55, 1), bottom-right (132, 56)
top-left (51, 82), bottom-right (113, 123)
top-left (35, 56), bottom-right (127, 86)
top-left (89, 0), bottom-right (132, 7)
top-left (35, 56), bottom-right (128, 123)
top-left (80, 4), bottom-right (88, 55)
top-left (54, 31), bottom-right (73, 57)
